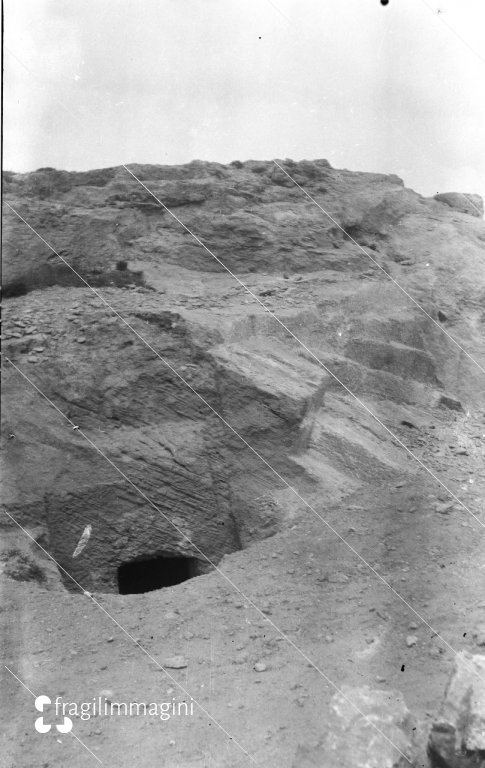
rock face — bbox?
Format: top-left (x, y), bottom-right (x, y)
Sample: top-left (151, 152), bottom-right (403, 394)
top-left (2, 159), bottom-right (485, 594)
top-left (428, 652), bottom-right (485, 767)
top-left (292, 686), bottom-right (416, 768)
top-left (2, 295), bottom-right (328, 592)
top-left (4, 161), bottom-right (484, 292)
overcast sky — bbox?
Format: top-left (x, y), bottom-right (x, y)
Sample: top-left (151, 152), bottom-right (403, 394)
top-left (4, 0), bottom-right (485, 201)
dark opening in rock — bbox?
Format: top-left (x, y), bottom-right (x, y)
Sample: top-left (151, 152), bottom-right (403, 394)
top-left (116, 260), bottom-right (128, 271)
top-left (4, 280), bottom-right (29, 298)
top-left (117, 554), bottom-right (199, 594)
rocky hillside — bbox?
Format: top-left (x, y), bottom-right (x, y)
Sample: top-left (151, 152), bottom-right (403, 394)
top-left (3, 160), bottom-right (485, 585)
top-left (1, 160), bottom-right (485, 767)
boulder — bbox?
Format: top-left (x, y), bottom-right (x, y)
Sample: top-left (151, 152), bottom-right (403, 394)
top-left (433, 193), bottom-right (483, 218)
top-left (292, 686), bottom-right (416, 767)
top-left (428, 652), bottom-right (485, 767)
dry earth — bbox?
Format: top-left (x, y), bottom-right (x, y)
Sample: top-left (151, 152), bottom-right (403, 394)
top-left (1, 159), bottom-right (485, 767)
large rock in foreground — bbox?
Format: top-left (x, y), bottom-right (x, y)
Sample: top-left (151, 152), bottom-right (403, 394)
top-left (428, 652), bottom-right (485, 767)
top-left (293, 686), bottom-right (416, 767)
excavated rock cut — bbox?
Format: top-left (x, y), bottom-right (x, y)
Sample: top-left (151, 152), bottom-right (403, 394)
top-left (2, 296), bottom-right (329, 594)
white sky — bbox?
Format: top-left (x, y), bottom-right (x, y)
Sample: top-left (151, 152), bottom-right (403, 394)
top-left (4, 0), bottom-right (485, 201)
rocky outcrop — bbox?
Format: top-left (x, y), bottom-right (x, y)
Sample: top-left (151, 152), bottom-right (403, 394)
top-left (2, 159), bottom-right (485, 594)
top-left (3, 159), bottom-right (485, 768)
top-left (4, 162), bottom-right (484, 294)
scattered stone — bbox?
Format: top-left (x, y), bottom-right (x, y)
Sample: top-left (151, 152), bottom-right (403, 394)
top-left (329, 573), bottom-right (349, 583)
top-left (435, 501), bottom-right (454, 515)
top-left (254, 662), bottom-right (267, 672)
top-left (99, 689), bottom-right (114, 702)
top-left (472, 623), bottom-right (485, 647)
top-left (406, 635), bottom-right (418, 648)
top-left (162, 656), bottom-right (187, 669)
top-left (75, 337), bottom-right (87, 344)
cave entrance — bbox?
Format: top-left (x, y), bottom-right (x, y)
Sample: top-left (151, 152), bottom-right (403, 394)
top-left (117, 554), bottom-right (199, 594)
